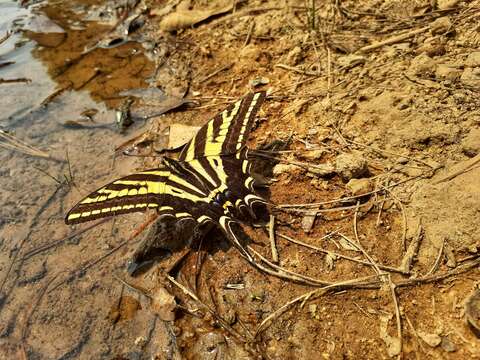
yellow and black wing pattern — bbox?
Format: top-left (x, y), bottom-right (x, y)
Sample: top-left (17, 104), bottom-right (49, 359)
top-left (65, 92), bottom-right (268, 260)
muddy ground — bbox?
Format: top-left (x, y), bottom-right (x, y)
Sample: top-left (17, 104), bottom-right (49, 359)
top-left (0, 0), bottom-right (479, 359)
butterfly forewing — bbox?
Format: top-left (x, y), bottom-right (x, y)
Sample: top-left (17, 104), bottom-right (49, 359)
top-left (179, 92), bottom-right (265, 161)
top-left (65, 168), bottom-right (209, 224)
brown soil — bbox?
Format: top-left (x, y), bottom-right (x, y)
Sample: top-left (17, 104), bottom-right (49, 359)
top-left (0, 0), bottom-right (479, 359)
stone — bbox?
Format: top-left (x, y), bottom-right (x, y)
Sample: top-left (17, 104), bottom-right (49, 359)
top-left (273, 163), bottom-right (302, 176)
top-left (335, 152), bottom-right (369, 181)
top-left (461, 67), bottom-right (480, 87)
top-left (286, 46), bottom-right (303, 66)
top-left (437, 0), bottom-right (460, 9)
top-left (409, 54), bottom-right (436, 76)
top-left (464, 51), bottom-right (480, 67)
top-left (416, 41), bottom-right (446, 57)
top-left (346, 178), bottom-right (373, 195)
top-left (430, 17), bottom-right (452, 35)
top-left (461, 128), bottom-right (480, 157)
top-left (239, 44), bottom-right (261, 61)
top-left (435, 64), bottom-right (462, 81)
top-left (418, 331), bottom-right (442, 347)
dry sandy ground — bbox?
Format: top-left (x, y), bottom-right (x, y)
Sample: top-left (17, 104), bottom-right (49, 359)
top-left (0, 0), bottom-right (479, 359)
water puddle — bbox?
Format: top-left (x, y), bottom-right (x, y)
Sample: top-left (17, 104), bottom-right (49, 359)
top-left (0, 1), bottom-right (165, 356)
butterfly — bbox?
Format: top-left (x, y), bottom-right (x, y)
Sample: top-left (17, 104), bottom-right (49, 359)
top-left (65, 92), bottom-right (270, 273)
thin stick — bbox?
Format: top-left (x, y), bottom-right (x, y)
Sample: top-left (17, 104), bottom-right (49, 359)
top-left (358, 26), bottom-right (429, 53)
top-left (274, 63), bottom-right (321, 77)
top-left (404, 312), bottom-right (426, 352)
top-left (388, 275), bottom-right (403, 358)
top-left (433, 153), bottom-right (480, 184)
top-left (268, 215), bottom-right (279, 263)
top-left (426, 238), bottom-right (444, 275)
top-left (0, 129), bottom-right (52, 159)
top-left (255, 274), bottom-right (382, 335)
top-left (243, 20), bottom-right (255, 47)
top-left (166, 275), bottom-right (250, 343)
top-left (278, 232), bottom-right (409, 274)
top-left (346, 138), bottom-right (435, 169)
top-left (277, 174), bottom-right (425, 209)
top-left (399, 223), bottom-right (423, 273)
top-left (248, 246), bottom-right (331, 286)
top-left (352, 203), bottom-right (382, 275)
top-left (382, 187), bottom-right (408, 252)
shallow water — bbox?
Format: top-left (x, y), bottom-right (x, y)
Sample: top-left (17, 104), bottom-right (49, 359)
top-left (0, 1), bottom-right (163, 357)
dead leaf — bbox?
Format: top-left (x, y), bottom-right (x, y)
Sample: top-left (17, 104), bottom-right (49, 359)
top-left (159, 2), bottom-right (234, 32)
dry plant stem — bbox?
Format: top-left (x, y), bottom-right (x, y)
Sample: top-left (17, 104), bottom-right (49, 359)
top-left (388, 275), bottom-right (403, 358)
top-left (198, 62), bottom-right (233, 83)
top-left (166, 275), bottom-right (250, 343)
top-left (268, 215), bottom-right (279, 263)
top-left (243, 20), bottom-right (254, 47)
top-left (352, 204), bottom-right (382, 275)
top-left (247, 246), bottom-right (332, 286)
top-left (433, 152), bottom-right (480, 184)
top-left (275, 63), bottom-right (320, 77)
top-left (404, 312), bottom-right (426, 353)
top-left (277, 174), bottom-right (425, 209)
top-left (114, 273), bottom-right (152, 300)
top-left (382, 187), bottom-right (408, 252)
top-left (255, 274), bottom-right (383, 336)
top-left (201, 6), bottom-right (283, 31)
top-left (399, 223), bottom-right (423, 274)
top-left (21, 218), bottom-right (110, 261)
top-left (277, 232), bottom-right (409, 275)
top-left (0, 129), bottom-right (52, 159)
top-left (346, 138), bottom-right (434, 169)
top-left (426, 238), bottom-right (444, 275)
top-left (358, 26), bottom-right (429, 53)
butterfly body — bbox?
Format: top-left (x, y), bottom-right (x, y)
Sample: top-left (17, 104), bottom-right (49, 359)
top-left (66, 92), bottom-right (268, 269)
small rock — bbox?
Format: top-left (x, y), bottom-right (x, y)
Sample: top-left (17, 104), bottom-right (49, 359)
top-left (240, 44), bottom-right (261, 61)
top-left (307, 163), bottom-right (336, 177)
top-left (465, 289), bottom-right (480, 338)
top-left (286, 46), bottom-right (303, 66)
top-left (346, 178), bottom-right (373, 195)
top-left (416, 42), bottom-right (446, 57)
top-left (440, 337), bottom-right (457, 352)
top-left (437, 0), bottom-right (460, 10)
top-left (464, 51), bottom-right (480, 67)
top-left (273, 163), bottom-right (302, 176)
top-left (337, 54), bottom-right (366, 69)
top-left (460, 67), bottom-right (480, 87)
top-left (151, 287), bottom-right (176, 321)
top-left (418, 331), bottom-right (442, 347)
top-left (134, 336), bottom-right (147, 347)
top-left (301, 211), bottom-right (317, 233)
top-left (435, 64), bottom-right (462, 81)
top-left (409, 53), bottom-right (436, 76)
top-left (335, 152), bottom-right (369, 181)
top-left (249, 77), bottom-right (269, 87)
top-left (430, 17), bottom-right (453, 35)
top-left (299, 149), bottom-right (325, 161)
top-left (461, 128), bottom-right (480, 157)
